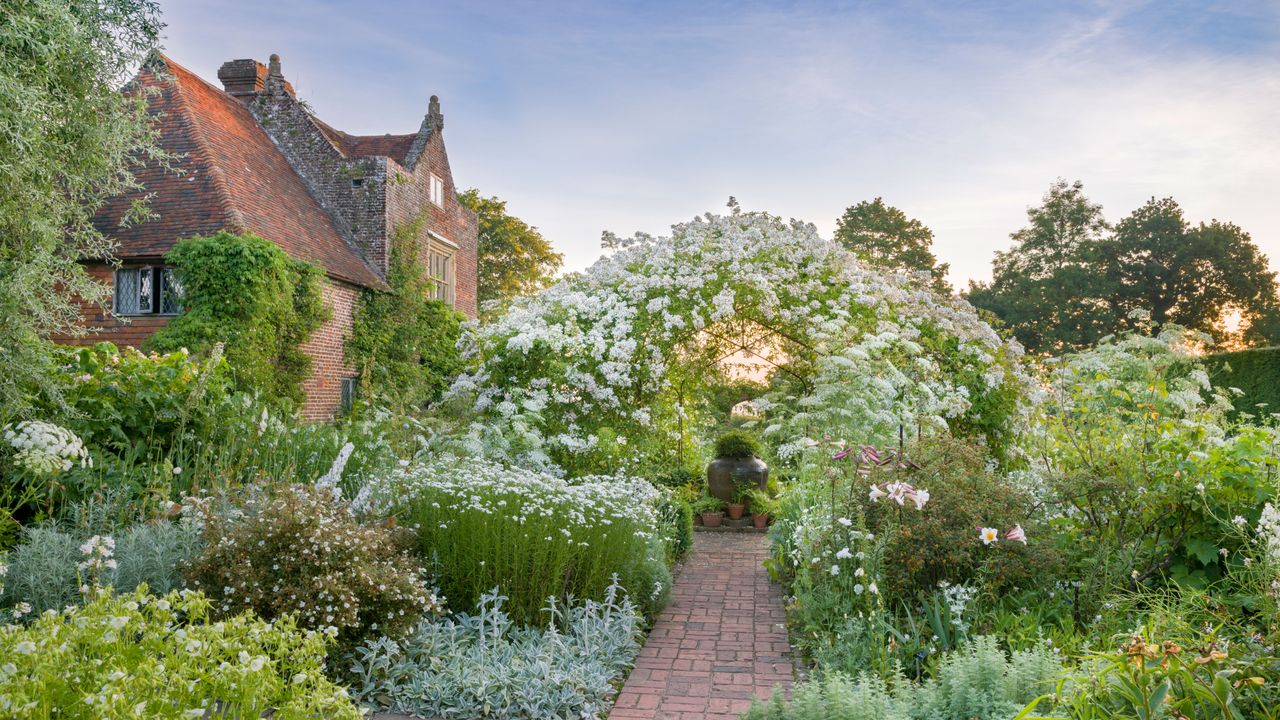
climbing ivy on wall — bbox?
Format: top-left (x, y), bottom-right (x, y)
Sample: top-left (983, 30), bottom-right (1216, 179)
top-left (347, 215), bottom-right (465, 410)
top-left (145, 231), bottom-right (329, 407)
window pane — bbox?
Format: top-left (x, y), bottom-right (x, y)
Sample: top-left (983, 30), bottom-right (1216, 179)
top-left (160, 268), bottom-right (184, 314)
top-left (114, 268), bottom-right (142, 314)
top-left (139, 268), bottom-right (154, 313)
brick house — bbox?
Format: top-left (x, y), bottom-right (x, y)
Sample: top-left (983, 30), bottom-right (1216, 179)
top-left (73, 53), bottom-right (478, 419)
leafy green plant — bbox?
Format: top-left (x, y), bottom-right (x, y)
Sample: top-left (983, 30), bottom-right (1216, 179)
top-left (352, 581), bottom-right (640, 719)
top-left (657, 495), bottom-right (695, 561)
top-left (368, 457), bottom-right (671, 626)
top-left (0, 586), bottom-right (361, 719)
top-left (146, 231), bottom-right (329, 406)
top-left (348, 214), bottom-right (466, 410)
top-left (44, 342), bottom-right (230, 455)
top-left (715, 430), bottom-right (762, 459)
top-left (748, 488), bottom-right (777, 516)
top-left (692, 494), bottom-right (726, 514)
top-left (1028, 631), bottom-right (1277, 720)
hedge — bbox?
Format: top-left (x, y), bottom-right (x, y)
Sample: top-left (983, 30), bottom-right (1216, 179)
top-left (1203, 346), bottom-right (1280, 419)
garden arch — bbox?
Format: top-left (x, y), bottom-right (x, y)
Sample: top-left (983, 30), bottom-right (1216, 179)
top-left (450, 204), bottom-right (1027, 476)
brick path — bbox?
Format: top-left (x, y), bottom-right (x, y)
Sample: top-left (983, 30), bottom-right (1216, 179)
top-left (610, 533), bottom-right (793, 720)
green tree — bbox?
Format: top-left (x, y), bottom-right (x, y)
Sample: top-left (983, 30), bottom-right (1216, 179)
top-left (457, 189), bottom-right (563, 319)
top-left (833, 198), bottom-right (951, 292)
top-left (146, 232), bottom-right (329, 407)
top-left (0, 0), bottom-right (165, 422)
top-left (348, 217), bottom-right (465, 410)
top-left (968, 181), bottom-right (1280, 353)
top-left (1100, 198), bottom-right (1280, 344)
top-left (967, 180), bottom-right (1116, 353)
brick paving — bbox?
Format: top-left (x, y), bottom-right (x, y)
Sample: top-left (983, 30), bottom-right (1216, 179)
top-left (610, 533), bottom-right (793, 720)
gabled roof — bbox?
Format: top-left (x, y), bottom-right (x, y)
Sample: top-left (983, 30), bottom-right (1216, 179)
top-left (93, 54), bottom-right (385, 289)
top-left (311, 117), bottom-right (417, 164)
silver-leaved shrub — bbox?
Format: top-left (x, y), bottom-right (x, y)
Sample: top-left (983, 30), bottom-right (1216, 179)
top-left (350, 581), bottom-right (642, 720)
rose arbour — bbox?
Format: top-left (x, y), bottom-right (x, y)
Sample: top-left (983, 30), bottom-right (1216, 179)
top-left (362, 456), bottom-right (670, 626)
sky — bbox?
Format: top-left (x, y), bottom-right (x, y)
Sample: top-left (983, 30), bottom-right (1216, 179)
top-left (156, 0), bottom-right (1280, 287)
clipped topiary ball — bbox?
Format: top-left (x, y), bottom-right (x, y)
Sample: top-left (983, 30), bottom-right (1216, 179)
top-left (714, 430), bottom-right (762, 459)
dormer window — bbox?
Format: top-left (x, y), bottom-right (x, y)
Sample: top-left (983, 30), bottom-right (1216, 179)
top-left (114, 266), bottom-right (183, 316)
top-left (351, 177), bottom-right (364, 188)
top-left (429, 174), bottom-right (444, 207)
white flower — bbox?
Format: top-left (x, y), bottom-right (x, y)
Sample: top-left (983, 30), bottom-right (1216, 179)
top-left (911, 488), bottom-right (929, 510)
top-left (837, 517), bottom-right (852, 527)
top-left (14, 641), bottom-right (35, 655)
top-left (835, 547), bottom-right (853, 560)
top-left (979, 527), bottom-right (999, 545)
top-left (853, 583), bottom-right (865, 595)
top-left (829, 564), bottom-right (840, 576)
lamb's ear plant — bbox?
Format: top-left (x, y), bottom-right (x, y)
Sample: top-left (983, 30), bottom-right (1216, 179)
top-left (350, 580), bottom-right (643, 719)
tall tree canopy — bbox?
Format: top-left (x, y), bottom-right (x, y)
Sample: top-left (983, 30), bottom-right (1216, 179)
top-left (968, 180), bottom-right (1280, 353)
top-left (833, 198), bottom-right (951, 292)
top-left (458, 189), bottom-right (563, 320)
top-left (0, 0), bottom-right (165, 421)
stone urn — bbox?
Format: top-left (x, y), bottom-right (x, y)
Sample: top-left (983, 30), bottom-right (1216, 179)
top-left (706, 456), bottom-right (768, 504)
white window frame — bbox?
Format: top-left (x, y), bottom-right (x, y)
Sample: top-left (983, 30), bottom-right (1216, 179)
top-left (429, 173), bottom-right (445, 207)
top-left (427, 231), bottom-right (456, 306)
top-left (114, 266), bottom-right (183, 316)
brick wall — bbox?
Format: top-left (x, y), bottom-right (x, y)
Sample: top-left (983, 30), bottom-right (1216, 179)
top-left (246, 90), bottom-right (392, 277)
top-left (386, 129), bottom-right (480, 319)
top-left (57, 264), bottom-right (174, 347)
top-left (240, 69), bottom-right (478, 319)
top-left (298, 279), bottom-right (359, 421)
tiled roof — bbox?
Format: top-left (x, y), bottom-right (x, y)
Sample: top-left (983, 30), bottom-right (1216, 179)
top-left (92, 54), bottom-right (385, 289)
top-left (311, 118), bottom-right (416, 163)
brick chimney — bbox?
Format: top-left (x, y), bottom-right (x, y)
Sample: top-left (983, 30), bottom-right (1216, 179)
top-left (217, 58), bottom-right (266, 97)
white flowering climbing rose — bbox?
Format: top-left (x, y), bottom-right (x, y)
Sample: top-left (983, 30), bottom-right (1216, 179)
top-left (3, 420), bottom-right (90, 476)
top-left (449, 204), bottom-right (1029, 474)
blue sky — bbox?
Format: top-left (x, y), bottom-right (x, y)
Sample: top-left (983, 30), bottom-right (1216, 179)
top-left (158, 0), bottom-right (1280, 285)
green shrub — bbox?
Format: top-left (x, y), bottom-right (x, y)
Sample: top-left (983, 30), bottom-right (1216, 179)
top-left (1203, 345), bottom-right (1280, 418)
top-left (44, 342), bottom-right (230, 455)
top-left (0, 587), bottom-right (361, 719)
top-left (184, 484), bottom-right (438, 652)
top-left (367, 457), bottom-right (671, 626)
top-left (868, 436), bottom-right (1054, 599)
top-left (657, 496), bottom-right (694, 561)
top-left (715, 430), bottom-right (762, 459)
top-left (146, 231), bottom-right (329, 407)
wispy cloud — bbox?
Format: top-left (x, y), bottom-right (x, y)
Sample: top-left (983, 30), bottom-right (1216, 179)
top-left (157, 0), bottom-right (1280, 285)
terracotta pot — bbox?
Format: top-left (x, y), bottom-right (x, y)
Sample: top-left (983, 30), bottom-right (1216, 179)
top-left (727, 503), bottom-right (746, 520)
top-left (752, 513), bottom-right (769, 530)
top-left (700, 511), bottom-right (724, 528)
top-left (706, 457), bottom-right (769, 503)
top-left (693, 512), bottom-right (704, 526)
